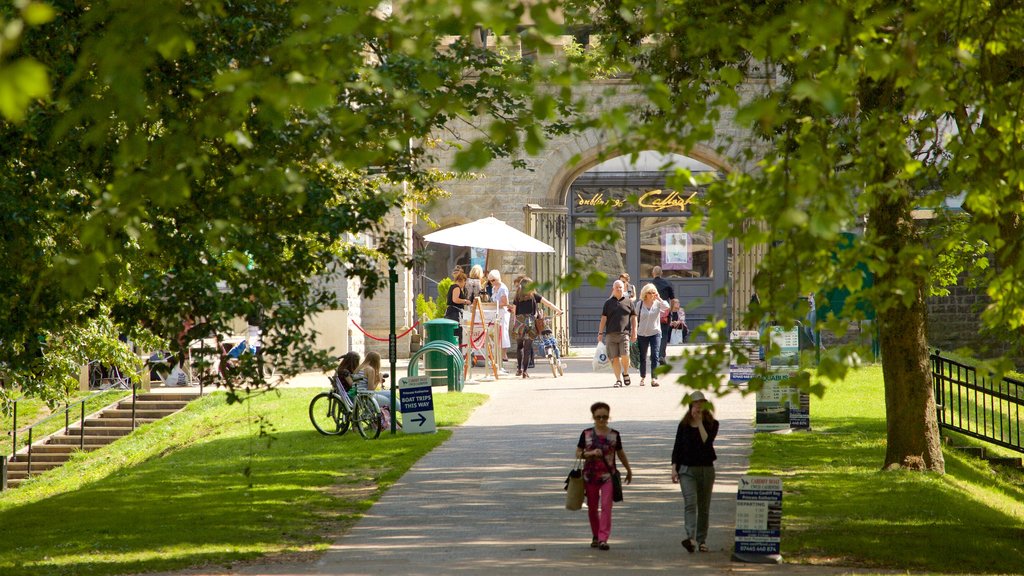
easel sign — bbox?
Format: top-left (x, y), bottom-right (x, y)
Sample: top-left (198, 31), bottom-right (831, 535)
top-left (464, 297), bottom-right (498, 382)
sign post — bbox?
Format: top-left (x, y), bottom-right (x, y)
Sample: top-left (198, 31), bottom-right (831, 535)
top-left (733, 475), bottom-right (783, 564)
top-left (399, 376), bottom-right (436, 434)
top-left (388, 258), bottom-right (398, 434)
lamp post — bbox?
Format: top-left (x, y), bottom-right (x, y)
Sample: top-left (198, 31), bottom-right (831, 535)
top-left (389, 258), bottom-right (398, 434)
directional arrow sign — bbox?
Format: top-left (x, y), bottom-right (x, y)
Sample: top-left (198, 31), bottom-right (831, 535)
top-left (399, 376), bottom-right (436, 434)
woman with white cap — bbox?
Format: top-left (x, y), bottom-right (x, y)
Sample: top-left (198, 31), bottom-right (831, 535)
top-left (670, 391), bottom-right (719, 553)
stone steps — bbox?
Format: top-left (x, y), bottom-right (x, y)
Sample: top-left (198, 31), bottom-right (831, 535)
top-left (946, 437), bottom-right (1023, 470)
top-left (4, 392), bottom-right (199, 489)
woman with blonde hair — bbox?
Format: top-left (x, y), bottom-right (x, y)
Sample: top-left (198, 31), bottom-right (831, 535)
top-left (466, 265), bottom-right (485, 303)
top-left (356, 351), bottom-right (394, 422)
top-left (487, 270), bottom-right (511, 368)
top-left (636, 283), bottom-right (670, 386)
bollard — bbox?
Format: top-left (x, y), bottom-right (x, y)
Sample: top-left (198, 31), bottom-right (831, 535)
top-left (1, 455), bottom-right (6, 491)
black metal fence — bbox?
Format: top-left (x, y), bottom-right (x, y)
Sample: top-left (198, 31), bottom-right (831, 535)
top-left (931, 350), bottom-right (1024, 454)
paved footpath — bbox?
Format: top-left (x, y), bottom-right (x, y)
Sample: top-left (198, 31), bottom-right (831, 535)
top-left (182, 350), bottom-right (877, 576)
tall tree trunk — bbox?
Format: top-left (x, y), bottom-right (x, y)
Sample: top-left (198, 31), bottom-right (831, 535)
top-left (870, 198), bottom-right (945, 473)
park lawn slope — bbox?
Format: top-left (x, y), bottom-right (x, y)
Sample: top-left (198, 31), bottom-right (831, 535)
top-left (749, 366), bottom-right (1024, 574)
top-left (0, 387), bottom-right (486, 576)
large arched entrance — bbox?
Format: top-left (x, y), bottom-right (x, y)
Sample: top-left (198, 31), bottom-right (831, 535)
top-left (561, 151), bottom-right (730, 343)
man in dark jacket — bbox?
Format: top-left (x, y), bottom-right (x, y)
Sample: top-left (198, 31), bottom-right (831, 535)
top-left (652, 266), bottom-right (676, 359)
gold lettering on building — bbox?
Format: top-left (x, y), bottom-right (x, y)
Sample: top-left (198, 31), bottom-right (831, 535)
top-left (575, 192), bottom-right (626, 209)
top-left (638, 190), bottom-right (696, 212)
top-left (575, 189), bottom-right (697, 212)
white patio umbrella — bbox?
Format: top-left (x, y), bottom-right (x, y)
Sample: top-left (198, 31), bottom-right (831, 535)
top-left (423, 217), bottom-right (555, 253)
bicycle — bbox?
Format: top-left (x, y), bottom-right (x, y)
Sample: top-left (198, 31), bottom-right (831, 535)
top-left (539, 330), bottom-right (565, 377)
top-left (308, 374), bottom-right (386, 439)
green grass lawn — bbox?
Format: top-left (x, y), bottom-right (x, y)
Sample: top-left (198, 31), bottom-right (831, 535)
top-left (0, 388), bottom-right (486, 576)
top-left (749, 366), bottom-right (1024, 574)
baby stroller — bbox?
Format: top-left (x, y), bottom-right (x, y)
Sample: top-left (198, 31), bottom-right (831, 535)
top-left (539, 329), bottom-right (565, 377)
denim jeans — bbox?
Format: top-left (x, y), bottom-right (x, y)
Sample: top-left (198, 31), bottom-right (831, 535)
top-left (659, 322), bottom-right (672, 361)
top-left (678, 464), bottom-right (716, 544)
top-left (636, 333), bottom-right (661, 378)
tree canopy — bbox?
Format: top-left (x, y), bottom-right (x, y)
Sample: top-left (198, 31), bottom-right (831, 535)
top-left (0, 0), bottom-right (569, 405)
top-left (563, 0), bottom-right (1024, 472)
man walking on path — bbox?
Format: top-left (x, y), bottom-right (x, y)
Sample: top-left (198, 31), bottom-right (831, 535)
top-left (597, 280), bottom-right (638, 388)
top-left (652, 266), bottom-right (675, 361)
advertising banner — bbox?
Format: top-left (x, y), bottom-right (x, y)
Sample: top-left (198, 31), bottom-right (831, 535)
top-left (662, 230), bottom-right (692, 271)
top-left (734, 475), bottom-right (783, 557)
top-left (790, 390), bottom-right (811, 430)
top-left (729, 330), bottom-right (761, 387)
top-left (768, 326), bottom-right (800, 367)
top-left (755, 370), bottom-right (798, 432)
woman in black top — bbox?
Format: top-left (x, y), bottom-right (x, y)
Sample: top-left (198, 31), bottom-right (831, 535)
top-left (445, 271), bottom-right (470, 342)
top-left (670, 391), bottom-right (719, 553)
top-left (510, 276), bottom-right (561, 378)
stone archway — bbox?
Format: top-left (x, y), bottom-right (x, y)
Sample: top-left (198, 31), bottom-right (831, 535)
top-left (413, 80), bottom-right (769, 348)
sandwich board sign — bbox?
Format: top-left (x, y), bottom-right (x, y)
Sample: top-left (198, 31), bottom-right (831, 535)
top-left (733, 475), bottom-right (783, 564)
top-left (399, 376), bottom-right (436, 434)
top-left (729, 330), bottom-right (761, 386)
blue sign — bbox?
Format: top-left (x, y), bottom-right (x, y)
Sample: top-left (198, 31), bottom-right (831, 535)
top-left (399, 376), bottom-right (436, 434)
top-left (735, 476), bottom-right (782, 556)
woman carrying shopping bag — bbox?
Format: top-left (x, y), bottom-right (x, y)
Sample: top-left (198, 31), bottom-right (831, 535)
top-left (577, 401), bottom-right (633, 551)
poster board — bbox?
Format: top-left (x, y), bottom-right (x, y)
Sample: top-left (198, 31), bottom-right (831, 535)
top-left (734, 476), bottom-right (783, 559)
top-left (729, 330), bottom-right (761, 387)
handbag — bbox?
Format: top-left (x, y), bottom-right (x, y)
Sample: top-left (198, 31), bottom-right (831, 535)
top-left (564, 458), bottom-right (585, 510)
top-left (535, 309), bottom-right (546, 333)
top-left (611, 469), bottom-right (624, 502)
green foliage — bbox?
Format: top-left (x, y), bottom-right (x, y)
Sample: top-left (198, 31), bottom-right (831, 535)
top-left (749, 367), bottom-right (1024, 572)
top-left (562, 0), bottom-right (1024, 470)
top-left (0, 0), bottom-right (55, 122)
top-left (0, 388), bottom-right (488, 575)
top-left (0, 0), bottom-right (572, 400)
top-left (415, 277), bottom-right (452, 323)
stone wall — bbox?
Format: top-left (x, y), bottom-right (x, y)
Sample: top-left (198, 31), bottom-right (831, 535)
top-left (926, 283), bottom-right (1019, 360)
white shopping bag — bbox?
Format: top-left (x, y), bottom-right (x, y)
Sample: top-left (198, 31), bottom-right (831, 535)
top-left (592, 342), bottom-right (611, 372)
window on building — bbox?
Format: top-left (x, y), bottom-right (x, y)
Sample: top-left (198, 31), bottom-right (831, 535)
top-left (640, 216), bottom-right (713, 279)
top-left (573, 217), bottom-right (627, 278)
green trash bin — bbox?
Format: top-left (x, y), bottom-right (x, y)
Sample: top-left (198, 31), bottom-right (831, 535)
top-left (423, 319), bottom-right (459, 387)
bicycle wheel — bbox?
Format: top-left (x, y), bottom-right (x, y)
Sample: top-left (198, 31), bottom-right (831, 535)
top-left (548, 351), bottom-right (558, 377)
top-left (309, 392), bottom-right (349, 436)
top-left (354, 395), bottom-right (383, 439)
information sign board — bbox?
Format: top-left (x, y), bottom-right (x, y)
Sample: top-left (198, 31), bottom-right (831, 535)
top-left (734, 475), bottom-right (783, 557)
top-left (755, 370), bottom-right (798, 432)
top-left (399, 376), bottom-right (436, 434)
top-left (768, 326), bottom-right (800, 367)
top-left (789, 390), bottom-right (811, 430)
top-left (729, 330), bottom-right (761, 386)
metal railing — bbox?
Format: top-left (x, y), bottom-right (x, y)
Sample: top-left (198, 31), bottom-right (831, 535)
top-left (3, 386), bottom-right (136, 489)
top-left (931, 349), bottom-right (1024, 454)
